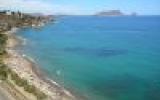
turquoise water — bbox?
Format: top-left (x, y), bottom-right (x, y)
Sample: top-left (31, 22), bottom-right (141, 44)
top-left (17, 16), bottom-right (160, 100)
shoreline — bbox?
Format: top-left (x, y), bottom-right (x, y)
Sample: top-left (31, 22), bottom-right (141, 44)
top-left (4, 28), bottom-right (77, 100)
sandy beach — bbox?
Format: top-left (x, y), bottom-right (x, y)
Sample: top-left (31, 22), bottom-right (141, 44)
top-left (2, 28), bottom-right (76, 100)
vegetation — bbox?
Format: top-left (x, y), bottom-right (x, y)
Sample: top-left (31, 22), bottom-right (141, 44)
top-left (0, 34), bottom-right (7, 74)
top-left (0, 28), bottom-right (46, 100)
top-left (0, 34), bottom-right (7, 57)
top-left (0, 62), bottom-right (47, 99)
top-left (0, 10), bottom-right (53, 31)
top-left (0, 63), bottom-right (8, 80)
top-left (0, 33), bottom-right (46, 99)
top-left (10, 70), bottom-right (47, 100)
top-left (0, 10), bottom-right (49, 100)
top-left (0, 29), bottom-right (9, 80)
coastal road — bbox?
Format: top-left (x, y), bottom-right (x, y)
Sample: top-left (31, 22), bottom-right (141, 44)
top-left (0, 82), bottom-right (15, 100)
top-left (0, 90), bottom-right (11, 100)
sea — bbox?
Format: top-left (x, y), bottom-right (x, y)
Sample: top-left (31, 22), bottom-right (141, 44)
top-left (16, 16), bottom-right (160, 100)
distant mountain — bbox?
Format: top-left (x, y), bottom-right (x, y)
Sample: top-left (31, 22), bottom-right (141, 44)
top-left (95, 10), bottom-right (125, 16)
top-left (131, 12), bottom-right (138, 16)
top-left (95, 10), bottom-right (138, 17)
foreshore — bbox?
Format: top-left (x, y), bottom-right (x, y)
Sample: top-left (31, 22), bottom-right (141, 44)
top-left (2, 28), bottom-right (76, 100)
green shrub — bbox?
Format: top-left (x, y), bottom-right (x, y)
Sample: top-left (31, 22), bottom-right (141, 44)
top-left (0, 34), bottom-right (7, 58)
top-left (10, 69), bottom-right (47, 99)
top-left (0, 34), bottom-right (8, 46)
top-left (35, 91), bottom-right (47, 100)
top-left (0, 63), bottom-right (8, 80)
top-left (0, 70), bottom-right (8, 80)
top-left (24, 84), bottom-right (36, 93)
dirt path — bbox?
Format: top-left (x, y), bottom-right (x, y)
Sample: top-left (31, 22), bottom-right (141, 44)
top-left (0, 81), bottom-right (31, 100)
top-left (0, 81), bottom-right (15, 100)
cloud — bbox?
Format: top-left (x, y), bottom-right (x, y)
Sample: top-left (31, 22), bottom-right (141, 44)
top-left (0, 0), bottom-right (54, 14)
top-left (0, 0), bottom-right (81, 14)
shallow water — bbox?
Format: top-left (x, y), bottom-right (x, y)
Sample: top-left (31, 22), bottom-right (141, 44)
top-left (17, 16), bottom-right (160, 100)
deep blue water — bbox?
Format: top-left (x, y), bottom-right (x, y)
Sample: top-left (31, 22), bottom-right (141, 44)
top-left (17, 16), bottom-right (160, 100)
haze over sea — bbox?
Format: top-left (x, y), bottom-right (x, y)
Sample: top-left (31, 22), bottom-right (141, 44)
top-left (17, 16), bottom-right (160, 100)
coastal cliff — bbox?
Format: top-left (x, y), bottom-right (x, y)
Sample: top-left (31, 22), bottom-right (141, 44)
top-left (0, 10), bottom-right (75, 100)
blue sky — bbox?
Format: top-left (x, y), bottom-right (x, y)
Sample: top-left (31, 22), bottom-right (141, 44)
top-left (53, 0), bottom-right (160, 15)
top-left (0, 0), bottom-right (160, 15)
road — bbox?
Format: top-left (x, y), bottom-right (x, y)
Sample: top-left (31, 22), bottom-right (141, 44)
top-left (0, 82), bottom-right (14, 100)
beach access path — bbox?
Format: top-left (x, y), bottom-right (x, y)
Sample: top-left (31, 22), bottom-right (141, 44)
top-left (0, 81), bottom-right (16, 100)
